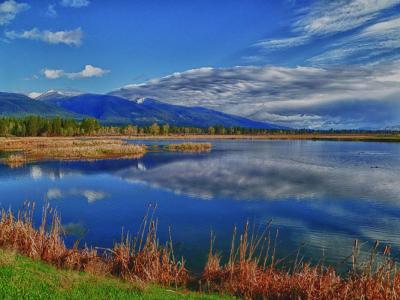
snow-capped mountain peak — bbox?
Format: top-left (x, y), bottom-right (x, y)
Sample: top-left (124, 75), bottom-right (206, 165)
top-left (33, 89), bottom-right (82, 101)
top-left (134, 97), bottom-right (147, 104)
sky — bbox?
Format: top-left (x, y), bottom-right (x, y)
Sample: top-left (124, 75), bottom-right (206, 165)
top-left (0, 0), bottom-right (400, 129)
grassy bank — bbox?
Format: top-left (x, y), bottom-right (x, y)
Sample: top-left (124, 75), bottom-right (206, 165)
top-left (0, 249), bottom-right (233, 300)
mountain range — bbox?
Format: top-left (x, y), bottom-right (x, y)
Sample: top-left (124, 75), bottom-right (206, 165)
top-left (0, 91), bottom-right (285, 129)
top-left (0, 92), bottom-right (79, 118)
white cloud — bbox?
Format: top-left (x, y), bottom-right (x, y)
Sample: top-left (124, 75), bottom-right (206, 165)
top-left (363, 15), bottom-right (400, 34)
top-left (5, 27), bottom-right (82, 46)
top-left (309, 16), bottom-right (400, 64)
top-left (44, 69), bottom-right (64, 79)
top-left (0, 0), bottom-right (29, 25)
top-left (111, 62), bottom-right (400, 129)
top-left (69, 64), bottom-right (110, 79)
top-left (46, 4), bottom-right (57, 17)
top-left (296, 0), bottom-right (399, 36)
top-left (60, 0), bottom-right (89, 8)
top-left (256, 0), bottom-right (400, 50)
top-left (43, 64), bottom-right (110, 80)
top-left (255, 36), bottom-right (308, 50)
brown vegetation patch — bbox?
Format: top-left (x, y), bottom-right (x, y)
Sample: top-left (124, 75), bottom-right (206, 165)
top-left (0, 138), bottom-right (146, 166)
top-left (0, 203), bottom-right (188, 287)
top-left (202, 223), bottom-right (400, 300)
top-left (165, 142), bottom-right (212, 152)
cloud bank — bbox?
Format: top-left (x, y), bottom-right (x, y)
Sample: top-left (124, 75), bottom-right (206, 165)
top-left (112, 62), bottom-right (400, 129)
top-left (5, 27), bottom-right (82, 46)
top-left (248, 0), bottom-right (400, 65)
top-left (44, 64), bottom-right (110, 79)
top-left (309, 15), bottom-right (400, 64)
top-left (257, 0), bottom-right (400, 50)
top-left (0, 0), bottom-right (29, 25)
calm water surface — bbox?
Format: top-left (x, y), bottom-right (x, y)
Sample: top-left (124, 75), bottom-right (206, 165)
top-left (1, 140), bottom-right (400, 271)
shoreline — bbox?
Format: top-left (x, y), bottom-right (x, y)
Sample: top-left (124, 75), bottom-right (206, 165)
top-left (124, 133), bottom-right (400, 142)
top-left (1, 133), bottom-right (399, 142)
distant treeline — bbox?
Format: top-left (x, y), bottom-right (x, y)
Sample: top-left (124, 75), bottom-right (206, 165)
top-left (0, 116), bottom-right (398, 137)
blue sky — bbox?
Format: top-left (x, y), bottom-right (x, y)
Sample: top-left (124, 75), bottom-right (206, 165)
top-left (1, 0), bottom-right (400, 128)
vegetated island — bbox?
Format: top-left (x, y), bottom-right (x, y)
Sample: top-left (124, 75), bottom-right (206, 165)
top-left (165, 142), bottom-right (212, 152)
top-left (0, 204), bottom-right (399, 299)
top-left (0, 138), bottom-right (214, 167)
top-left (0, 138), bottom-right (147, 167)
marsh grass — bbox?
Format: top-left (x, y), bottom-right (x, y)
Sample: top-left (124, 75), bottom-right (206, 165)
top-left (0, 138), bottom-right (146, 166)
top-left (110, 210), bottom-right (188, 286)
top-left (0, 203), bottom-right (187, 288)
top-left (2, 203), bottom-right (400, 299)
top-left (202, 222), bottom-right (400, 299)
top-left (165, 142), bottom-right (212, 152)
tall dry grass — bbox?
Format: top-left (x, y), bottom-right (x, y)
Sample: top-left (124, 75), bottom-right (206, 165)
top-left (202, 222), bottom-right (400, 299)
top-left (110, 210), bottom-right (188, 286)
top-left (2, 202), bottom-right (400, 299)
top-left (0, 202), bottom-right (187, 287)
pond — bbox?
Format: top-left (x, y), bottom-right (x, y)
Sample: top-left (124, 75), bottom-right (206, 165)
top-left (1, 139), bottom-right (399, 272)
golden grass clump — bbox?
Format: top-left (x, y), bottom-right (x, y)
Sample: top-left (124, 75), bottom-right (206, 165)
top-left (0, 138), bottom-right (146, 166)
top-left (166, 142), bottom-right (212, 152)
top-left (0, 203), bottom-right (187, 288)
top-left (0, 202), bottom-right (98, 271)
top-left (111, 213), bottom-right (188, 286)
top-left (202, 222), bottom-right (400, 300)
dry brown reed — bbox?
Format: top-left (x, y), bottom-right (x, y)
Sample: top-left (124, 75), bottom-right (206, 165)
top-left (202, 222), bottom-right (400, 300)
top-left (0, 202), bottom-right (187, 287)
top-left (0, 138), bottom-right (146, 166)
top-left (110, 209), bottom-right (188, 286)
top-left (166, 142), bottom-right (212, 152)
top-left (0, 202), bottom-right (97, 269)
top-left (2, 202), bottom-right (400, 299)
